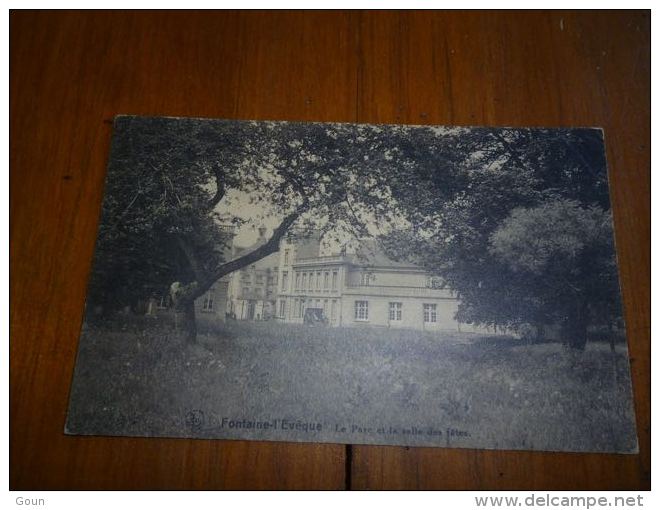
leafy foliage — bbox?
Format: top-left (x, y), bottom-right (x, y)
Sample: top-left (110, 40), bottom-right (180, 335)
top-left (87, 118), bottom-right (412, 321)
top-left (88, 118), bottom-right (621, 348)
top-left (376, 128), bottom-right (620, 346)
top-left (87, 117), bottom-right (244, 310)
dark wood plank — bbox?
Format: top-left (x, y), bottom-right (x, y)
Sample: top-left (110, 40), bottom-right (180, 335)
top-left (10, 10), bottom-right (356, 490)
top-left (352, 10), bottom-right (649, 490)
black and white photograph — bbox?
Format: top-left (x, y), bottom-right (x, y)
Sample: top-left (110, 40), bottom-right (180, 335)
top-left (65, 116), bottom-right (638, 453)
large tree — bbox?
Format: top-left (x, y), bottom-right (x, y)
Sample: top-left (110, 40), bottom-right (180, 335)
top-left (89, 119), bottom-right (621, 349)
top-left (88, 117), bottom-right (397, 343)
top-left (375, 127), bottom-right (621, 349)
top-left (488, 199), bottom-right (620, 349)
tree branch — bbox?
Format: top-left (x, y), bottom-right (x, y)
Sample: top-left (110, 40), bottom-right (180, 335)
top-left (117, 190), bottom-right (142, 220)
top-left (208, 208), bottom-right (301, 282)
top-left (176, 206), bottom-right (305, 304)
top-left (491, 131), bottom-right (532, 174)
top-left (173, 170), bottom-right (310, 303)
top-left (344, 194), bottom-right (370, 237)
top-left (104, 189), bottom-right (143, 235)
top-left (208, 167), bottom-right (226, 209)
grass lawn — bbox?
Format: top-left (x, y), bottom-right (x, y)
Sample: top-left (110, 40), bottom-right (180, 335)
top-left (66, 318), bottom-right (638, 453)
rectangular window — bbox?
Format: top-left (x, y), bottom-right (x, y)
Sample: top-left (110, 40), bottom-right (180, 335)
top-left (360, 272), bottom-right (371, 286)
top-left (309, 272), bottom-right (315, 291)
top-left (300, 299), bottom-right (305, 317)
top-left (284, 249), bottom-right (290, 265)
top-left (316, 271), bottom-right (322, 290)
top-left (281, 271), bottom-right (288, 291)
top-left (423, 303), bottom-right (437, 323)
top-left (295, 272), bottom-right (300, 291)
top-left (389, 302), bottom-right (402, 321)
top-left (354, 300), bottom-right (369, 321)
top-left (202, 291), bottom-right (214, 311)
top-left (242, 287), bottom-right (249, 296)
top-left (279, 299), bottom-right (286, 317)
top-left (324, 272), bottom-right (329, 290)
top-left (331, 300), bottom-right (337, 321)
top-left (301, 273), bottom-right (307, 291)
top-left (256, 274), bottom-right (264, 284)
top-left (332, 271), bottom-right (338, 291)
top-left (426, 276), bottom-right (444, 289)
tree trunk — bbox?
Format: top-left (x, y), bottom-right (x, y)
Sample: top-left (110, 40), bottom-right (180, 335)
top-left (562, 302), bottom-right (589, 351)
top-left (535, 323), bottom-right (545, 343)
top-left (169, 210), bottom-right (304, 346)
top-left (176, 299), bottom-right (198, 344)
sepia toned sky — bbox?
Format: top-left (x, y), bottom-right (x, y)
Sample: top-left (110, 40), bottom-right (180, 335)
top-left (215, 188), bottom-right (385, 256)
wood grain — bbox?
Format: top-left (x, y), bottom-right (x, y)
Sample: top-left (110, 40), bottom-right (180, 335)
top-left (10, 10), bottom-right (649, 490)
top-left (352, 10), bottom-right (650, 490)
top-left (10, 10), bottom-right (356, 490)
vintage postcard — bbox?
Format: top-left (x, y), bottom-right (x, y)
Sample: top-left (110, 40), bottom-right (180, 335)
top-left (66, 116), bottom-right (638, 453)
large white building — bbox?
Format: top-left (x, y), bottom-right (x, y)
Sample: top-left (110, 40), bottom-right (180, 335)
top-left (226, 227), bottom-right (280, 320)
top-left (275, 235), bottom-right (476, 332)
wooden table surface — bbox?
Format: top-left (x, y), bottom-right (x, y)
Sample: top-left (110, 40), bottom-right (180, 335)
top-left (10, 10), bottom-right (650, 490)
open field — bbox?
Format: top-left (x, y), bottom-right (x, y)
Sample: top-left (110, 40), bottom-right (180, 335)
top-left (66, 318), bottom-right (638, 453)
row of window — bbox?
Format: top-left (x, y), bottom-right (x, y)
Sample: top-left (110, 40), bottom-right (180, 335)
top-left (240, 273), bottom-right (277, 286)
top-left (280, 272), bottom-right (443, 292)
top-left (240, 287), bottom-right (274, 298)
top-left (281, 269), bottom-right (340, 293)
top-left (357, 275), bottom-right (443, 289)
top-left (354, 301), bottom-right (438, 323)
top-left (277, 298), bottom-right (440, 323)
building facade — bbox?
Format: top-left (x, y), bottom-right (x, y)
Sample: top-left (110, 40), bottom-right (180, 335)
top-left (194, 279), bottom-right (232, 320)
top-left (275, 236), bottom-right (477, 332)
top-left (226, 227), bottom-right (280, 320)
